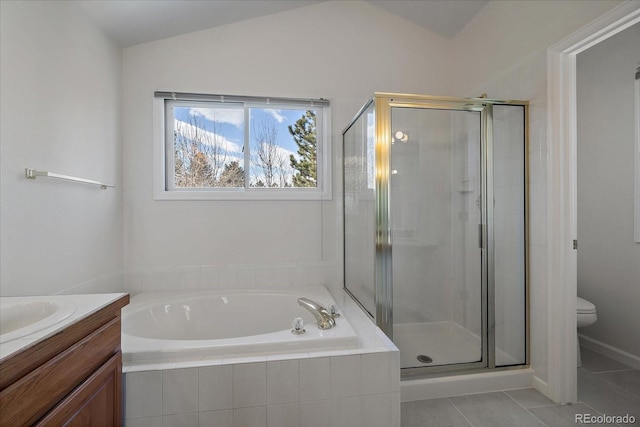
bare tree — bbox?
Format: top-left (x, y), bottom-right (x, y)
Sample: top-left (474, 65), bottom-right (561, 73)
top-left (251, 117), bottom-right (289, 187)
top-left (174, 115), bottom-right (228, 187)
top-left (174, 130), bottom-right (188, 187)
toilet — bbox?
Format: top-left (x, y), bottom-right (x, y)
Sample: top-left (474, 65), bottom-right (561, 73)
top-left (576, 296), bottom-right (597, 366)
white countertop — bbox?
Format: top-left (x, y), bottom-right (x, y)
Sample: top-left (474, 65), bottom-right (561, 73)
top-left (0, 293), bottom-right (128, 361)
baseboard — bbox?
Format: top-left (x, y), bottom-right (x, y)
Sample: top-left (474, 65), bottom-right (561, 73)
top-left (531, 374), bottom-right (550, 398)
top-left (401, 368), bottom-right (533, 402)
top-left (578, 333), bottom-right (640, 370)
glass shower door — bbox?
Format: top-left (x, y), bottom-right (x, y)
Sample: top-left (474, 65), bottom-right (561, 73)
top-left (390, 106), bottom-right (486, 369)
top-left (343, 93), bottom-right (529, 375)
top-left (343, 102), bottom-right (376, 316)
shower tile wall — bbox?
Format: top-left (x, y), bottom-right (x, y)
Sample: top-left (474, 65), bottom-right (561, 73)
top-left (389, 103), bottom-right (527, 367)
top-left (391, 109), bottom-right (454, 325)
top-left (466, 49), bottom-right (549, 380)
top-left (493, 105), bottom-right (526, 365)
top-left (451, 112), bottom-right (482, 337)
top-left (449, 105), bottom-right (528, 365)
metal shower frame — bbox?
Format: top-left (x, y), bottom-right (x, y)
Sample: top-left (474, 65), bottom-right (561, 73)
top-left (343, 92), bottom-right (530, 375)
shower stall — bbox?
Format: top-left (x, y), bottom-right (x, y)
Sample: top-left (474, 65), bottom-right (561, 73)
top-left (343, 93), bottom-right (528, 376)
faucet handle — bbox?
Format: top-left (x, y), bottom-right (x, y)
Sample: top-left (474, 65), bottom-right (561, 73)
top-left (328, 304), bottom-right (341, 318)
top-left (291, 317), bottom-right (306, 334)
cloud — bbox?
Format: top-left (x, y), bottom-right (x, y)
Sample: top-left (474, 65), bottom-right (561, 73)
top-left (223, 154), bottom-right (244, 165)
top-left (254, 142), bottom-right (297, 160)
top-left (189, 107), bottom-right (244, 128)
top-left (277, 144), bottom-right (297, 160)
top-left (264, 109), bottom-right (286, 123)
top-left (174, 119), bottom-right (243, 154)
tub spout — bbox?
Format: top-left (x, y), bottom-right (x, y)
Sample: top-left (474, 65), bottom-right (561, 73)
top-left (297, 298), bottom-right (336, 330)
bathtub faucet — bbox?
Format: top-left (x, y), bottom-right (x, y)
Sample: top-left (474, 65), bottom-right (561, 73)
top-left (297, 298), bottom-right (336, 330)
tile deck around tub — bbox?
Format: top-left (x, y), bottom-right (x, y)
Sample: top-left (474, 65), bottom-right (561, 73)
top-left (123, 288), bottom-right (400, 427)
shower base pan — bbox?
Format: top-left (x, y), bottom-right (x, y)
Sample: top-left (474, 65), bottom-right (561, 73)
top-left (394, 321), bottom-right (519, 369)
top-left (394, 321), bottom-right (480, 368)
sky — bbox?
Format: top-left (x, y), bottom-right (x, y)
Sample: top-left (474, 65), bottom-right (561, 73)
top-left (173, 105), bottom-right (313, 162)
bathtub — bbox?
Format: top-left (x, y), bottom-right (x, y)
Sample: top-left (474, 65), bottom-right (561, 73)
top-left (121, 285), bottom-right (360, 365)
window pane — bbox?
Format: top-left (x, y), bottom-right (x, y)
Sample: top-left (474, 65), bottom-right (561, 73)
top-left (172, 104), bottom-right (244, 188)
top-left (249, 108), bottom-right (317, 188)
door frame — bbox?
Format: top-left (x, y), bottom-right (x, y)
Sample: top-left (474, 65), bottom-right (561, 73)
top-left (545, 1), bottom-right (640, 403)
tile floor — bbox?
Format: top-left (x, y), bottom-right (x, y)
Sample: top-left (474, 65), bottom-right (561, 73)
top-left (402, 347), bottom-right (640, 426)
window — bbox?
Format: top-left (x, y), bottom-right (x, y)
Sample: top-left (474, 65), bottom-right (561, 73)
top-left (154, 92), bottom-right (331, 200)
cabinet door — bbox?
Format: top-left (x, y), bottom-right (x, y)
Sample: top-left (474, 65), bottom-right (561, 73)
top-left (36, 352), bottom-right (122, 427)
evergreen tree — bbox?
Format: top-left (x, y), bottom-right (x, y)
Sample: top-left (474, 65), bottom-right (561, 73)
top-left (219, 161), bottom-right (244, 187)
top-left (189, 150), bottom-right (215, 187)
top-left (289, 110), bottom-right (317, 187)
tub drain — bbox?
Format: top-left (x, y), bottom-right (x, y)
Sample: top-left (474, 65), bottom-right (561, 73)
top-left (417, 355), bottom-right (433, 364)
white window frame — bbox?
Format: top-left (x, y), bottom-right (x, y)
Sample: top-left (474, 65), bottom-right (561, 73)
top-left (154, 92), bottom-right (332, 201)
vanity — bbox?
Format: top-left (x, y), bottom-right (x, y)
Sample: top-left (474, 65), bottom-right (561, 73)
top-left (0, 293), bottom-right (129, 426)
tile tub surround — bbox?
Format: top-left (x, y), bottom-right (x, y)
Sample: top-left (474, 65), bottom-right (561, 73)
top-left (123, 288), bottom-right (400, 427)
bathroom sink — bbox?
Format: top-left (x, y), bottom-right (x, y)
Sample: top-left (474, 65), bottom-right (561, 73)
top-left (0, 297), bottom-right (76, 344)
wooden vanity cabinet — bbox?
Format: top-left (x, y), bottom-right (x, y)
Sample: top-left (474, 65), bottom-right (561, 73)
top-left (0, 295), bottom-right (129, 427)
top-left (36, 352), bottom-right (121, 426)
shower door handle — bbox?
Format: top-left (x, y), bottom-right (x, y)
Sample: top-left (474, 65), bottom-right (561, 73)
top-left (478, 224), bottom-right (483, 249)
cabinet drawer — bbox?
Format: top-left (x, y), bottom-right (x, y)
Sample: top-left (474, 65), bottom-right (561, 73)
top-left (0, 318), bottom-right (120, 426)
top-left (36, 352), bottom-right (122, 427)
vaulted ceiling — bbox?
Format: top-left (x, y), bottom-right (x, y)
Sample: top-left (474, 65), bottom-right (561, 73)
top-left (77, 0), bottom-right (488, 47)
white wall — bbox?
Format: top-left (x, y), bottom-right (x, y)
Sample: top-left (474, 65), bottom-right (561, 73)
top-left (0, 0), bottom-right (631, 396)
top-left (449, 0), bottom-right (622, 385)
top-left (121, 0), bottom-right (451, 293)
top-left (0, 0), bottom-right (123, 296)
top-left (577, 23), bottom-right (640, 359)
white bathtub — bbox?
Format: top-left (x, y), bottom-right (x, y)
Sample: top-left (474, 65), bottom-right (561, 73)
top-left (121, 286), bottom-right (360, 365)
